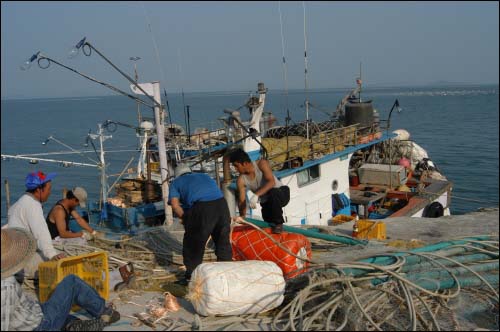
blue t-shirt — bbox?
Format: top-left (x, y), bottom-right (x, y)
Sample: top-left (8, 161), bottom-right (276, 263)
top-left (168, 173), bottom-right (223, 210)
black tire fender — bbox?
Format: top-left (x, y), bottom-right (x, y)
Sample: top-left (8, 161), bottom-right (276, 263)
top-left (423, 202), bottom-right (444, 218)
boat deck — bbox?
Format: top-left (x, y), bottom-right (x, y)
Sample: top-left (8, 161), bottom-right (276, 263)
top-left (349, 177), bottom-right (452, 218)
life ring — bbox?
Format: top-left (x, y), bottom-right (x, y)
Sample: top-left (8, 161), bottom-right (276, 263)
top-left (423, 202), bottom-right (444, 218)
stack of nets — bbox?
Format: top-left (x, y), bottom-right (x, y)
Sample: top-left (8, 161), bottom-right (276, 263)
top-left (269, 236), bottom-right (499, 331)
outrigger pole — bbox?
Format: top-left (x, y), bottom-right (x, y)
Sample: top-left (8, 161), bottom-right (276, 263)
top-left (0, 154), bottom-right (98, 168)
top-left (21, 37), bottom-right (174, 225)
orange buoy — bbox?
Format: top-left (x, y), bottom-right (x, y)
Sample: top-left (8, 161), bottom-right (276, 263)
top-left (231, 226), bottom-right (311, 279)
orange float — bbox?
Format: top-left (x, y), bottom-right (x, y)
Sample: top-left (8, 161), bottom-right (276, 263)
top-left (231, 225), bottom-right (311, 279)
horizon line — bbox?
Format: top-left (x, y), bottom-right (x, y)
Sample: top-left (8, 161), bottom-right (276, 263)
top-left (2, 82), bottom-right (498, 101)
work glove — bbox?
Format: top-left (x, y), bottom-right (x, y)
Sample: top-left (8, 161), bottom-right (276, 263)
top-left (249, 194), bottom-right (260, 209)
top-left (82, 230), bottom-right (96, 241)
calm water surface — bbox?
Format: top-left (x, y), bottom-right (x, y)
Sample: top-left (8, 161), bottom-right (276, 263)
top-left (1, 84), bottom-right (498, 221)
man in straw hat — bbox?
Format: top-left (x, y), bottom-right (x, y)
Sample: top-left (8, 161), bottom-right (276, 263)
top-left (169, 163), bottom-right (232, 285)
top-left (1, 227), bottom-right (120, 331)
top-left (7, 171), bottom-right (66, 278)
top-left (46, 186), bottom-right (96, 244)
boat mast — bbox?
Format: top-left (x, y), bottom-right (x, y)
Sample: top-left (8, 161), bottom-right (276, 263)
top-left (142, 7), bottom-right (176, 225)
top-left (278, 1), bottom-right (291, 154)
top-left (303, 1), bottom-right (310, 140)
top-left (177, 48), bottom-right (190, 144)
top-left (358, 62), bottom-right (362, 102)
top-left (130, 56), bottom-right (142, 125)
top-left (151, 82), bottom-right (174, 225)
top-left (98, 123), bottom-right (109, 211)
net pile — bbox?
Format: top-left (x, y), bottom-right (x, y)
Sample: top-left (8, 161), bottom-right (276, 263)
top-left (270, 236), bottom-right (499, 331)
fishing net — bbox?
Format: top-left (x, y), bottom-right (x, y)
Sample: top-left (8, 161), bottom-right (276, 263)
top-left (269, 237), bottom-right (499, 331)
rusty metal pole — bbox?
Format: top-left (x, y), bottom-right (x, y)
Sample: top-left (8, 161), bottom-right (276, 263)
top-left (5, 179), bottom-right (11, 212)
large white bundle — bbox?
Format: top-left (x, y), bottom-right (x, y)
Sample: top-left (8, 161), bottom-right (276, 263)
top-left (186, 260), bottom-right (286, 316)
top-left (392, 129), bottom-right (411, 141)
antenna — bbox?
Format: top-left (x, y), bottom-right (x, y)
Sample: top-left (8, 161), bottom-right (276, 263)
top-left (129, 56), bottom-right (142, 126)
top-left (303, 1), bottom-right (310, 140)
top-left (177, 48), bottom-right (189, 143)
top-left (358, 62), bottom-right (362, 102)
top-left (278, 1), bottom-right (291, 154)
top-left (142, 4), bottom-right (174, 133)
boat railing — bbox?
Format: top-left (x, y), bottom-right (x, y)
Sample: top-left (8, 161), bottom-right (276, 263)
top-left (266, 123), bottom-right (383, 170)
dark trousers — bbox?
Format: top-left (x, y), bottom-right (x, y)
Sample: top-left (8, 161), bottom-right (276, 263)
top-left (182, 197), bottom-right (232, 279)
top-left (261, 186), bottom-right (290, 225)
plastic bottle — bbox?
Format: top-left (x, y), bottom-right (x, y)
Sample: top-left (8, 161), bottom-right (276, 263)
top-left (352, 221), bottom-right (359, 238)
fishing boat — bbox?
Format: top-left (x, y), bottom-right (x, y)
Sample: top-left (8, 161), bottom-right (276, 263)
top-left (3, 32), bottom-right (452, 236)
top-left (159, 81), bottom-right (453, 229)
top-left (116, 79), bottom-right (453, 230)
top-left (1, 79), bottom-right (452, 235)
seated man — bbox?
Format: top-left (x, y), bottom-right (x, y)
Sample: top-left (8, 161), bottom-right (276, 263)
top-left (46, 187), bottom-right (96, 244)
top-left (229, 148), bottom-right (290, 234)
top-left (1, 227), bottom-right (120, 331)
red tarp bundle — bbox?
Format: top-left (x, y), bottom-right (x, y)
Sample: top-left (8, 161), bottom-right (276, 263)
top-left (231, 225), bottom-right (312, 279)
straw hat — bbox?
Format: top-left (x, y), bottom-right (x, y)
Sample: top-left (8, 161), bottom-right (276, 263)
top-left (1, 228), bottom-right (37, 279)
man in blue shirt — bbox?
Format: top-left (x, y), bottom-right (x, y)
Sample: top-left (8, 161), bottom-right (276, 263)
top-left (169, 164), bottom-right (232, 283)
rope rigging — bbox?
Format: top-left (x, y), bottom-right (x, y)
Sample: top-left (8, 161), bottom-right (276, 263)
top-left (278, 1), bottom-right (292, 153)
top-left (141, 4), bottom-right (173, 127)
top-left (303, 1), bottom-right (311, 140)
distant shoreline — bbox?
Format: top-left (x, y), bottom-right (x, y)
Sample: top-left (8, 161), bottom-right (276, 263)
top-left (2, 83), bottom-right (498, 101)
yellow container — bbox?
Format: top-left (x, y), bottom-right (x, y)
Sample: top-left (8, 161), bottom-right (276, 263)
top-left (149, 162), bottom-right (160, 172)
top-left (38, 251), bottom-right (109, 308)
top-left (356, 220), bottom-right (386, 240)
top-left (331, 214), bottom-right (355, 225)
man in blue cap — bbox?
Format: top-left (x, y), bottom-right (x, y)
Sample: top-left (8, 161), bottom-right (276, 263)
top-left (7, 171), bottom-right (65, 278)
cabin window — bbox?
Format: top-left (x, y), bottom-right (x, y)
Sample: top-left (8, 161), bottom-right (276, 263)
top-left (297, 165), bottom-right (320, 187)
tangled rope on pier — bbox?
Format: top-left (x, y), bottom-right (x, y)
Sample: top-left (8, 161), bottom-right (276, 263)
top-left (28, 227), bottom-right (498, 331)
top-left (49, 230), bottom-right (184, 289)
top-left (167, 236), bottom-right (498, 331)
top-left (269, 236), bottom-right (499, 331)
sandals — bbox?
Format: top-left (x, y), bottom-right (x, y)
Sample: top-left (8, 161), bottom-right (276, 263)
top-left (271, 224), bottom-right (283, 234)
top-left (114, 262), bottom-right (136, 291)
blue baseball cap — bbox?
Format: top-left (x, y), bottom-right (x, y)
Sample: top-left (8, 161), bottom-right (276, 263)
top-left (25, 171), bottom-right (57, 190)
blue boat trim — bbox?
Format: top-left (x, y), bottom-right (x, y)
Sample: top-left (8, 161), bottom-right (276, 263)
top-left (274, 132), bottom-right (396, 179)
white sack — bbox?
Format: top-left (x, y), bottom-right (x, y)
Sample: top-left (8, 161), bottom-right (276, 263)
top-left (187, 260), bottom-right (286, 316)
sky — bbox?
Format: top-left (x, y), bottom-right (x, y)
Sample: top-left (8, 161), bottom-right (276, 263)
top-left (1, 1), bottom-right (499, 99)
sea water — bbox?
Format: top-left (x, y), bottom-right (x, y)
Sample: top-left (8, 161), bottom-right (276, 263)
top-left (1, 84), bottom-right (498, 223)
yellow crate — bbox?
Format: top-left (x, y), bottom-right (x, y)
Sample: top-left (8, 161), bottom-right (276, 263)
top-left (357, 220), bottom-right (386, 240)
top-left (330, 214), bottom-right (355, 225)
top-left (150, 162), bottom-right (160, 172)
top-left (38, 251), bottom-right (109, 307)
